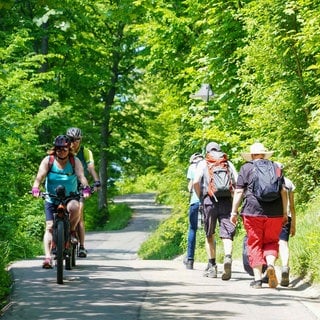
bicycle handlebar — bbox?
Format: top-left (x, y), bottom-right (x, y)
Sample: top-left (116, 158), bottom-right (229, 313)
top-left (29, 185), bottom-right (95, 202)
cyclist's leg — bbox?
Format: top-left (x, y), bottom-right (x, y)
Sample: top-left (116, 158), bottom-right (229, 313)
top-left (67, 200), bottom-right (81, 232)
top-left (44, 220), bottom-right (53, 257)
top-left (78, 199), bottom-right (85, 247)
top-left (43, 202), bottom-right (55, 268)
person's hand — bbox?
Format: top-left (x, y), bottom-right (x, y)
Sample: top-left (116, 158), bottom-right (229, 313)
top-left (93, 180), bottom-right (101, 191)
top-left (282, 213), bottom-right (288, 226)
top-left (82, 186), bottom-right (91, 198)
top-left (230, 212), bottom-right (238, 226)
top-left (32, 187), bottom-right (40, 198)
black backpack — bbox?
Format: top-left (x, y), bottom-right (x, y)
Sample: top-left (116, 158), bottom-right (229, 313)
top-left (251, 159), bottom-right (282, 202)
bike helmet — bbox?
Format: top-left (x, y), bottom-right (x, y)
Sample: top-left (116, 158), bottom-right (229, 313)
top-left (66, 127), bottom-right (82, 138)
top-left (189, 152), bottom-right (203, 164)
top-left (53, 135), bottom-right (71, 148)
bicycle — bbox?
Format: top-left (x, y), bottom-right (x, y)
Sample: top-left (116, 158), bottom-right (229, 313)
top-left (32, 185), bottom-right (92, 284)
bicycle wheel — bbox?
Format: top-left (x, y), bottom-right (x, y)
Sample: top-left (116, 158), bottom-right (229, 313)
top-left (56, 220), bottom-right (65, 284)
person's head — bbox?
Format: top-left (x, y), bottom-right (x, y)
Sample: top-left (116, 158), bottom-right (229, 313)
top-left (52, 135), bottom-right (71, 160)
top-left (241, 142), bottom-right (274, 161)
top-left (205, 142), bottom-right (221, 153)
top-left (66, 127), bottom-right (82, 140)
top-left (189, 152), bottom-right (203, 164)
top-left (66, 127), bottom-right (82, 149)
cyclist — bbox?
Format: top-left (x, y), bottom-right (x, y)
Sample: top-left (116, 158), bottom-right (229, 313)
top-left (66, 127), bottom-right (101, 258)
top-left (32, 135), bottom-right (91, 269)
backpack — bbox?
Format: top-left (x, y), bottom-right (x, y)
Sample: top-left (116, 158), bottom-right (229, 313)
top-left (251, 159), bottom-right (282, 202)
top-left (202, 152), bottom-right (233, 201)
top-left (48, 155), bottom-right (75, 175)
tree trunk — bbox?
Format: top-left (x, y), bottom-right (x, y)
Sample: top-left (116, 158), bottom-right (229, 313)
top-left (98, 87), bottom-right (116, 225)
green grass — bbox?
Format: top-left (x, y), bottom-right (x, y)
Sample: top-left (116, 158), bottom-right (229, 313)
top-left (104, 203), bottom-right (133, 230)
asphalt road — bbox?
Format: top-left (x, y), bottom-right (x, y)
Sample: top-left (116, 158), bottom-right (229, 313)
top-left (1, 193), bottom-right (319, 320)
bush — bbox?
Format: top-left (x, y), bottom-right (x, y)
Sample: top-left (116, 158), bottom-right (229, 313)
top-left (290, 198), bottom-right (320, 283)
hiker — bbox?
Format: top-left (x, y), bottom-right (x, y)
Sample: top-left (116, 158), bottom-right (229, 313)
top-left (193, 142), bottom-right (238, 280)
top-left (184, 152), bottom-right (204, 270)
top-left (230, 142), bottom-right (288, 289)
top-left (261, 164), bottom-right (296, 287)
top-left (279, 175), bottom-right (296, 286)
top-left (31, 135), bottom-right (91, 268)
top-left (66, 127), bottom-right (101, 258)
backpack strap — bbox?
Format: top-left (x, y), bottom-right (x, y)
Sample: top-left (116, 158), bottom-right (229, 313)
top-left (48, 155), bottom-right (55, 172)
top-left (69, 155), bottom-right (75, 169)
top-left (47, 155), bottom-right (75, 173)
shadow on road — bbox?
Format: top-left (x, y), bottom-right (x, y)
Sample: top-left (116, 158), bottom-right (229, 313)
top-left (1, 193), bottom-right (319, 320)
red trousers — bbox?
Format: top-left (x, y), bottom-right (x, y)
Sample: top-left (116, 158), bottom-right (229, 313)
top-left (243, 215), bottom-right (283, 268)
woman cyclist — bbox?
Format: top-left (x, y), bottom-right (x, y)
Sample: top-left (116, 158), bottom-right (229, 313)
top-left (32, 135), bottom-right (91, 268)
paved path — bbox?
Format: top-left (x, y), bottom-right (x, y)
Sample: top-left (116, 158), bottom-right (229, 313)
top-left (1, 193), bottom-right (319, 319)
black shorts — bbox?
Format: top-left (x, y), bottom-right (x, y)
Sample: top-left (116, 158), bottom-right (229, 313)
top-left (279, 216), bottom-right (292, 242)
top-left (45, 201), bottom-right (58, 221)
top-left (202, 196), bottom-right (236, 240)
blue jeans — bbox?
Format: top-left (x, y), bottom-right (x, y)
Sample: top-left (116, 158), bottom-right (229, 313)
top-left (187, 202), bottom-right (199, 260)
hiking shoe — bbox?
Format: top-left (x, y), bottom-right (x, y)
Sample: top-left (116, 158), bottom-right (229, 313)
top-left (183, 257), bottom-right (194, 270)
top-left (221, 255), bottom-right (232, 281)
top-left (266, 265), bottom-right (278, 288)
top-left (203, 263), bottom-right (217, 278)
top-left (78, 247), bottom-right (87, 258)
top-left (250, 280), bottom-right (262, 289)
top-left (42, 258), bottom-right (53, 269)
top-left (280, 266), bottom-right (290, 287)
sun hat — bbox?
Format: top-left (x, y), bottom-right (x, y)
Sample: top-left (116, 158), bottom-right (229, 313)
top-left (241, 142), bottom-right (274, 161)
top-left (206, 142), bottom-right (221, 153)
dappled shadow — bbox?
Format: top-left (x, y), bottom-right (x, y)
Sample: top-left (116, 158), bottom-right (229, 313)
top-left (2, 193), bottom-right (319, 320)
top-left (3, 260), bottom-right (317, 320)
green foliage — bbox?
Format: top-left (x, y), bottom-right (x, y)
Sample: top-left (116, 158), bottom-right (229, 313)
top-left (0, 241), bottom-right (12, 307)
top-left (84, 194), bottom-right (133, 231)
top-left (1, 0), bottom-right (320, 304)
top-left (138, 209), bottom-right (186, 259)
top-left (290, 193), bottom-right (320, 283)
top-left (105, 203), bottom-right (133, 231)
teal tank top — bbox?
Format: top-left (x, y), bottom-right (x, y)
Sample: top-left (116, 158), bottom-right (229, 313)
top-left (45, 156), bottom-right (78, 204)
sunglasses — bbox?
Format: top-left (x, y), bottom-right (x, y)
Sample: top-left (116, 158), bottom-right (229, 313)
top-left (56, 147), bottom-right (69, 151)
top-left (70, 138), bottom-right (81, 142)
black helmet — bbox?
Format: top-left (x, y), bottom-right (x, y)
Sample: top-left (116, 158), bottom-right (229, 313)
top-left (66, 127), bottom-right (82, 138)
top-left (189, 152), bottom-right (203, 164)
top-left (53, 135), bottom-right (71, 147)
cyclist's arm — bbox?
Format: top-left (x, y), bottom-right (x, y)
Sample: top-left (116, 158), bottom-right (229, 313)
top-left (88, 163), bottom-right (99, 181)
top-left (32, 157), bottom-right (50, 188)
top-left (74, 157), bottom-right (89, 187)
top-left (84, 148), bottom-right (100, 182)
